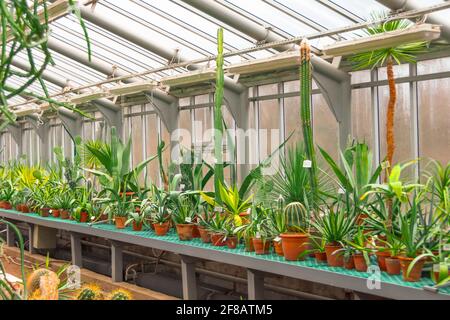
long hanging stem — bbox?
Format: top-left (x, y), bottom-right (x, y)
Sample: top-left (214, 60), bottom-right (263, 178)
top-left (300, 39), bottom-right (318, 205)
top-left (214, 28), bottom-right (225, 203)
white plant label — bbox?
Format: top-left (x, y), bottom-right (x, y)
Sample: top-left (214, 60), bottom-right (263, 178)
top-left (381, 161), bottom-right (390, 170)
top-left (338, 187), bottom-right (346, 194)
top-left (303, 160), bottom-right (312, 168)
top-left (185, 217), bottom-right (192, 223)
top-left (444, 244), bottom-right (450, 251)
top-left (274, 236), bottom-right (281, 242)
top-left (180, 184), bottom-right (185, 191)
top-left (255, 232), bottom-right (261, 239)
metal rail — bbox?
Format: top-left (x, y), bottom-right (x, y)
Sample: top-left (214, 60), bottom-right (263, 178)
top-left (1, 209), bottom-right (449, 300)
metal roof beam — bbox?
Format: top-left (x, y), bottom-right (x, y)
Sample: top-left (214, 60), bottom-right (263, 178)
top-left (376, 0), bottom-right (450, 41)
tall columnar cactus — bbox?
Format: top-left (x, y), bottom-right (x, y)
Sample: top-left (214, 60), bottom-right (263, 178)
top-left (284, 201), bottom-right (308, 233)
top-left (300, 39), bottom-right (318, 204)
top-left (214, 28), bottom-right (225, 203)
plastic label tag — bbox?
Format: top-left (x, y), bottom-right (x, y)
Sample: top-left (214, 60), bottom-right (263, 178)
top-left (185, 217), bottom-right (192, 223)
top-left (180, 184), bottom-right (185, 191)
top-left (214, 206), bottom-right (223, 213)
top-left (338, 187), bottom-right (346, 194)
top-left (444, 244), bottom-right (450, 251)
top-left (381, 161), bottom-right (390, 170)
top-left (255, 232), bottom-right (261, 239)
top-left (303, 160), bottom-right (312, 168)
top-left (274, 236), bottom-right (281, 242)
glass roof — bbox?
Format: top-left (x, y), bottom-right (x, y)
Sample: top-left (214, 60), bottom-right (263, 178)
top-left (6, 0), bottom-right (450, 108)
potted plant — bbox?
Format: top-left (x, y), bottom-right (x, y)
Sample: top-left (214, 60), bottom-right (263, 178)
top-left (152, 209), bottom-right (171, 236)
top-left (376, 233), bottom-right (404, 275)
top-left (397, 197), bottom-right (430, 282)
top-left (205, 213), bottom-right (228, 246)
top-left (267, 198), bottom-right (287, 256)
top-left (73, 187), bottom-right (93, 223)
top-left (57, 191), bottom-right (76, 220)
top-left (172, 196), bottom-right (196, 241)
top-left (312, 204), bottom-right (356, 267)
top-left (0, 180), bottom-right (16, 209)
top-left (280, 202), bottom-right (310, 261)
top-left (197, 204), bottom-right (213, 243)
top-left (346, 227), bottom-right (372, 272)
top-left (248, 206), bottom-right (273, 255)
top-left (335, 245), bottom-right (356, 270)
top-left (126, 211), bottom-right (147, 231)
top-left (309, 236), bottom-right (327, 263)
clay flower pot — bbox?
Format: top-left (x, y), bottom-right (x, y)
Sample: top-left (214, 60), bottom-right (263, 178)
top-left (40, 208), bottom-right (51, 218)
top-left (245, 237), bottom-right (255, 252)
top-left (115, 216), bottom-right (127, 229)
top-left (211, 233), bottom-right (226, 246)
top-left (280, 233), bottom-right (309, 261)
top-left (132, 221), bottom-right (143, 231)
top-left (253, 238), bottom-right (271, 255)
top-left (0, 201), bottom-right (12, 210)
top-left (375, 251), bottom-right (391, 271)
top-left (344, 256), bottom-right (355, 270)
top-left (51, 209), bottom-right (60, 218)
top-left (315, 251), bottom-right (328, 263)
top-left (226, 236), bottom-right (238, 249)
top-left (21, 204), bottom-right (30, 213)
top-left (176, 224), bottom-right (194, 241)
top-left (154, 222), bottom-right (170, 236)
top-left (198, 226), bottom-right (211, 243)
top-left (385, 257), bottom-right (401, 275)
top-left (273, 239), bottom-right (284, 256)
top-left (325, 243), bottom-right (344, 267)
top-left (398, 256), bottom-right (425, 282)
top-left (80, 211), bottom-right (89, 223)
top-left (60, 210), bottom-right (70, 220)
top-left (192, 224), bottom-right (201, 238)
top-left (353, 253), bottom-right (368, 272)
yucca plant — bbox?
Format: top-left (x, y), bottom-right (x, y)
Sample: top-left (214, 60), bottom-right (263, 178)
top-left (312, 204), bottom-right (356, 245)
top-left (350, 12), bottom-right (428, 175)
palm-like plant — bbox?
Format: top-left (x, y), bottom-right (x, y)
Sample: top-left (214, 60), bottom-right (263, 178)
top-left (350, 12), bottom-right (428, 174)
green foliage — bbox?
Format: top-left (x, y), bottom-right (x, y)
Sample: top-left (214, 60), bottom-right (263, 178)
top-left (171, 195), bottom-right (196, 225)
top-left (312, 204), bottom-right (356, 244)
top-left (350, 12), bottom-right (428, 70)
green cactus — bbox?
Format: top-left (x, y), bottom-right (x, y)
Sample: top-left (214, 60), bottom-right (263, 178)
top-left (107, 288), bottom-right (132, 300)
top-left (284, 202), bottom-right (309, 233)
top-left (76, 284), bottom-right (103, 300)
top-left (300, 39), bottom-right (318, 205)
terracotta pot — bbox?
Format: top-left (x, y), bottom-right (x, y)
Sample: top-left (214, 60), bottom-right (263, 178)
top-left (17, 204), bottom-right (30, 213)
top-left (115, 216), bottom-right (127, 229)
top-left (132, 221), bottom-right (143, 231)
top-left (226, 236), bottom-right (238, 249)
top-left (432, 265), bottom-right (449, 284)
top-left (325, 243), bottom-right (344, 267)
top-left (154, 222), bottom-right (170, 236)
top-left (253, 238), bottom-right (271, 255)
top-left (375, 250), bottom-right (391, 271)
top-left (280, 233), bottom-right (309, 261)
top-left (79, 211), bottom-right (89, 223)
top-left (353, 253), bottom-right (368, 272)
top-left (176, 224), bottom-right (194, 241)
top-left (315, 251), bottom-right (328, 263)
top-left (192, 224), bottom-right (201, 238)
top-left (398, 256), bottom-right (425, 282)
top-left (211, 233), bottom-right (226, 246)
top-left (273, 239), bottom-right (284, 256)
top-left (51, 209), bottom-right (60, 218)
top-left (0, 201), bottom-right (12, 210)
top-left (344, 256), bottom-right (355, 270)
top-left (198, 226), bottom-right (211, 243)
top-left (60, 210), bottom-right (70, 220)
top-left (245, 237), bottom-right (255, 252)
top-left (40, 208), bottom-right (51, 217)
top-left (385, 257), bottom-right (401, 275)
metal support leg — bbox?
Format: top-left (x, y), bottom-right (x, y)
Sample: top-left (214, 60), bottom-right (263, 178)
top-left (27, 223), bottom-right (36, 254)
top-left (5, 223), bottom-right (15, 247)
top-left (111, 241), bottom-right (123, 282)
top-left (179, 255), bottom-right (198, 300)
top-left (70, 232), bottom-right (83, 268)
top-left (247, 269), bottom-right (265, 300)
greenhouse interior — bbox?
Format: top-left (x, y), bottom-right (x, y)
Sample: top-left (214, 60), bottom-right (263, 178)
top-left (0, 0), bottom-right (449, 303)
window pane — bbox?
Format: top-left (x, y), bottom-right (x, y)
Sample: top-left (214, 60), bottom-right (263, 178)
top-left (313, 95), bottom-right (339, 161)
top-left (351, 88), bottom-right (373, 149)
